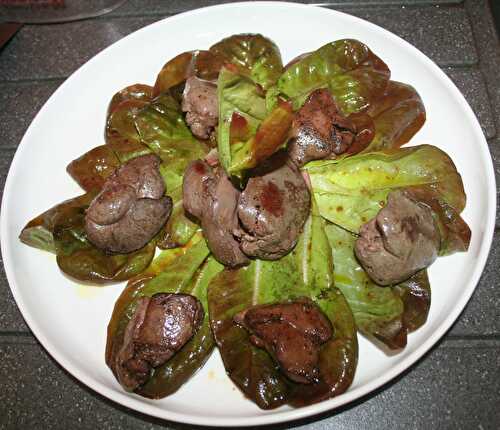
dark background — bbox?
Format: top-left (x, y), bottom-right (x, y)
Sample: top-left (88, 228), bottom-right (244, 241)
top-left (1, 1), bottom-right (499, 429)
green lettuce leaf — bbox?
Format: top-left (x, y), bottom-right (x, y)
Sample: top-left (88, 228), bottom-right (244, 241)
top-left (157, 185), bottom-right (199, 249)
top-left (217, 67), bottom-right (267, 174)
top-left (363, 81), bottom-right (426, 152)
top-left (134, 93), bottom-right (208, 190)
top-left (106, 238), bottom-right (222, 398)
top-left (277, 39), bottom-right (390, 113)
top-left (210, 34), bottom-right (283, 90)
top-left (208, 200), bottom-right (357, 409)
top-left (50, 194), bottom-right (156, 283)
top-left (288, 201), bottom-right (358, 406)
top-left (153, 50), bottom-right (224, 96)
top-left (306, 145), bottom-right (466, 236)
top-left (325, 223), bottom-right (431, 350)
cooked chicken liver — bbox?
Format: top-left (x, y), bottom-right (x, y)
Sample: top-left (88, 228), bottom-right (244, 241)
top-left (113, 293), bottom-right (204, 391)
top-left (238, 151), bottom-right (310, 259)
top-left (234, 298), bottom-right (332, 384)
top-left (355, 189), bottom-right (441, 285)
top-left (183, 159), bottom-right (249, 267)
top-left (287, 89), bottom-right (358, 166)
top-left (181, 76), bottom-right (218, 139)
top-left (85, 154), bottom-right (172, 254)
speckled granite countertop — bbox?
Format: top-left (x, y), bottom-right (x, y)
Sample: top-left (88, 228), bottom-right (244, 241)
top-left (0, 1), bottom-right (499, 429)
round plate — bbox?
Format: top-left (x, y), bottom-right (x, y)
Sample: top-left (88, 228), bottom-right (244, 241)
top-left (1, 2), bottom-right (496, 427)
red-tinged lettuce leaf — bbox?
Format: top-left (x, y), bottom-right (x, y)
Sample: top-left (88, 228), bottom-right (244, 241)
top-left (208, 255), bottom-right (308, 409)
top-left (107, 84), bottom-right (154, 116)
top-left (217, 67), bottom-right (268, 175)
top-left (325, 222), bottom-right (431, 350)
top-left (277, 39), bottom-right (390, 114)
top-left (157, 185), bottom-right (199, 249)
top-left (106, 85), bottom-right (155, 146)
top-left (363, 81), bottom-right (426, 152)
top-left (106, 238), bottom-right (221, 398)
top-left (19, 193), bottom-right (156, 283)
top-left (69, 85), bottom-right (154, 192)
top-left (393, 270), bottom-right (431, 333)
top-left (153, 50), bottom-right (224, 96)
top-left (288, 200), bottom-right (358, 406)
top-left (50, 194), bottom-right (156, 283)
top-left (229, 100), bottom-right (294, 174)
top-left (306, 145), bottom-right (467, 239)
top-left (208, 200), bottom-right (357, 409)
top-left (66, 145), bottom-right (120, 192)
top-left (135, 93), bottom-right (208, 191)
top-left (19, 194), bottom-right (94, 254)
top-left (404, 186), bottom-right (471, 255)
top-left (210, 34), bottom-right (283, 90)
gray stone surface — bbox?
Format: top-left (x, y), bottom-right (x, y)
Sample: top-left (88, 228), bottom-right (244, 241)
top-left (345, 5), bottom-right (477, 66)
top-left (488, 140), bottom-right (500, 227)
top-left (0, 149), bottom-right (15, 202)
top-left (0, 81), bottom-right (62, 149)
top-left (466, 0), bottom-right (500, 135)
top-left (0, 340), bottom-right (498, 429)
top-left (0, 149), bottom-right (30, 333)
top-left (109, 0), bottom-right (464, 17)
top-left (0, 3), bottom-right (476, 82)
top-left (449, 227), bottom-right (500, 336)
top-left (0, 18), bottom-right (155, 81)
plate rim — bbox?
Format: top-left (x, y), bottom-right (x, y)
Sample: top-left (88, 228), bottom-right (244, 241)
top-left (1, 1), bottom-right (497, 427)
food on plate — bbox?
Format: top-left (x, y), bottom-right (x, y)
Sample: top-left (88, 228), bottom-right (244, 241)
top-left (326, 222), bottom-right (431, 349)
top-left (106, 239), bottom-right (221, 398)
top-left (112, 292), bottom-right (204, 391)
top-left (234, 297), bottom-right (333, 384)
top-left (85, 154), bottom-right (172, 254)
top-left (183, 159), bottom-right (249, 267)
top-left (237, 150), bottom-right (311, 260)
top-left (287, 88), bottom-right (372, 166)
top-left (182, 76), bottom-right (219, 139)
top-left (354, 189), bottom-right (440, 285)
top-left (19, 33), bottom-right (471, 408)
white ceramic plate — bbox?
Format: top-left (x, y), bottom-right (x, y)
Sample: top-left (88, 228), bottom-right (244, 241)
top-left (1, 2), bottom-right (496, 427)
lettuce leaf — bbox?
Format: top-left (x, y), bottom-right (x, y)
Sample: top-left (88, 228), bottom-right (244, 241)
top-left (277, 39), bottom-right (390, 113)
top-left (325, 223), bottom-right (431, 350)
top-left (216, 67), bottom-right (267, 174)
top-left (208, 200), bottom-right (357, 409)
top-left (135, 93), bottom-right (208, 190)
top-left (106, 237), bottom-right (222, 398)
top-left (306, 145), bottom-right (466, 237)
top-left (210, 34), bottom-right (283, 90)
top-left (363, 81), bottom-right (426, 152)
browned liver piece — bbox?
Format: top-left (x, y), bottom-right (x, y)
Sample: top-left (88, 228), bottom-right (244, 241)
top-left (355, 189), bottom-right (441, 285)
top-left (85, 154), bottom-right (172, 254)
top-left (287, 89), bottom-right (360, 166)
top-left (181, 76), bottom-right (218, 139)
top-left (237, 151), bottom-right (310, 260)
top-left (234, 297), bottom-right (332, 384)
top-left (113, 293), bottom-right (204, 391)
top-left (183, 159), bottom-right (249, 267)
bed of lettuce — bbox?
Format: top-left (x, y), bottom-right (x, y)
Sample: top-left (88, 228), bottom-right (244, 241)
top-left (19, 34), bottom-right (470, 409)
